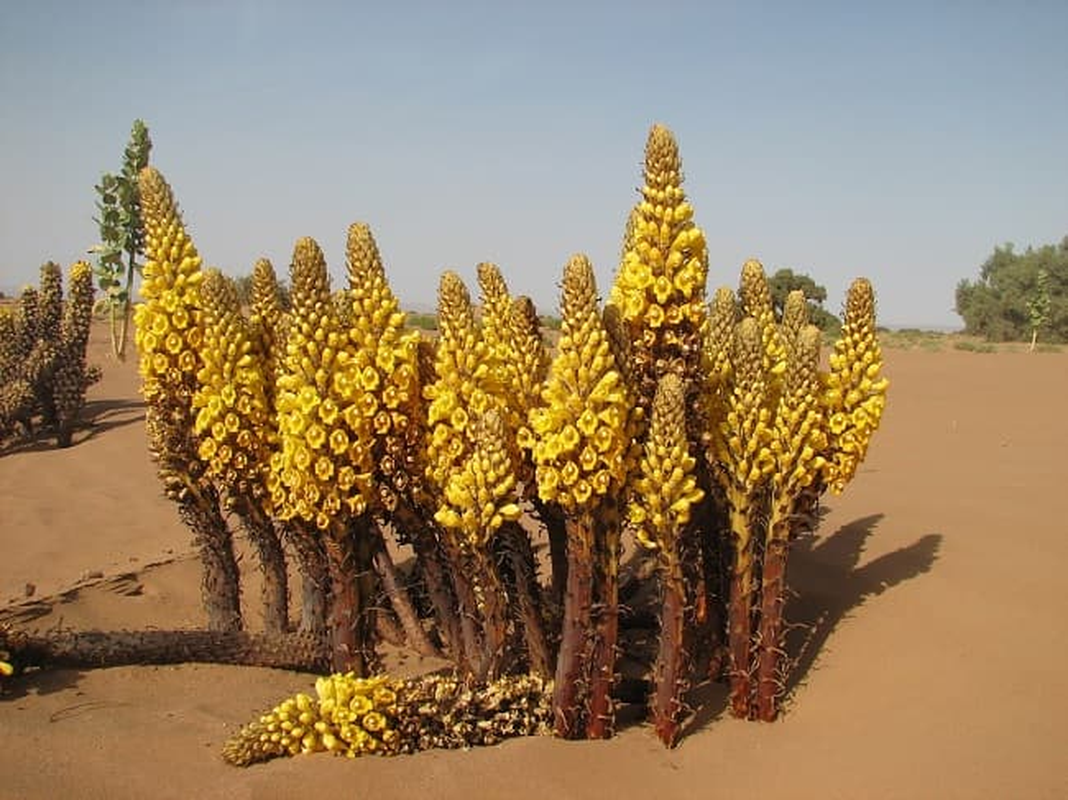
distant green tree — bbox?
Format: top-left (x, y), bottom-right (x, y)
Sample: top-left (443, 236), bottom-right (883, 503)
top-left (955, 237), bottom-right (1068, 343)
top-left (766, 268), bottom-right (840, 332)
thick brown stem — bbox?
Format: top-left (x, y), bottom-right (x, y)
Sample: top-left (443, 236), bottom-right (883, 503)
top-left (587, 504), bottom-right (620, 739)
top-left (323, 519), bottom-right (378, 675)
top-left (394, 504), bottom-right (463, 664)
top-left (8, 629), bottom-right (327, 672)
top-left (177, 487), bottom-right (242, 633)
top-left (535, 498), bottom-right (569, 608)
top-left (652, 552), bottom-right (688, 747)
top-left (237, 501), bottom-right (289, 634)
top-left (553, 513), bottom-right (594, 739)
top-left (283, 522), bottom-right (328, 634)
top-left (727, 567), bottom-right (754, 718)
top-left (372, 534), bottom-right (441, 658)
top-left (501, 522), bottom-right (552, 678)
top-left (472, 544), bottom-right (510, 681)
top-left (756, 525), bottom-right (790, 721)
top-left (440, 533), bottom-right (482, 675)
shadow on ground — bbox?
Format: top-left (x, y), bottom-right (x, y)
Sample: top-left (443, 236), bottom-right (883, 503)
top-left (683, 513), bottom-right (941, 736)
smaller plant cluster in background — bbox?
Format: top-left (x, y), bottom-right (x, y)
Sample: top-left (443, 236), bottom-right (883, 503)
top-left (0, 262), bottom-right (100, 448)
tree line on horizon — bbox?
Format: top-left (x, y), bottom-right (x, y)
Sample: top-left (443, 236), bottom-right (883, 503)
top-left (956, 236), bottom-right (1067, 346)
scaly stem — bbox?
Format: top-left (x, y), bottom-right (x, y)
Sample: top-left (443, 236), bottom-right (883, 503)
top-left (501, 521), bottom-right (552, 679)
top-left (651, 547), bottom-right (687, 746)
top-left (176, 484), bottom-right (242, 633)
top-left (587, 500), bottom-right (620, 738)
top-left (372, 532), bottom-right (441, 658)
top-left (236, 500), bottom-right (289, 634)
top-left (755, 514), bottom-right (791, 721)
top-left (283, 521), bottom-right (328, 634)
top-left (727, 492), bottom-right (756, 718)
top-left (553, 511), bottom-right (594, 739)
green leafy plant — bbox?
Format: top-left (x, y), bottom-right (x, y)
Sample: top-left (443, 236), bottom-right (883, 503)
top-left (1027, 268), bottom-right (1051, 352)
top-left (90, 119), bottom-right (152, 361)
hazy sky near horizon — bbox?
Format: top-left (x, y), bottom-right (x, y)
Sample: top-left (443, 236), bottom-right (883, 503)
top-left (2, 1), bottom-right (1066, 328)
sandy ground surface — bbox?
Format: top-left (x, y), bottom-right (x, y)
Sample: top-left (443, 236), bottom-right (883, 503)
top-left (2, 322), bottom-right (1067, 799)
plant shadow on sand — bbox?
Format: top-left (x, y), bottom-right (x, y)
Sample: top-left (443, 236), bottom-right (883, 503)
top-left (683, 513), bottom-right (941, 736)
top-left (0, 398), bottom-right (144, 456)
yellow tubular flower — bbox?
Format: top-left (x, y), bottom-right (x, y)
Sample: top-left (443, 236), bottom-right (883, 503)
top-left (608, 123), bottom-right (709, 413)
top-left (269, 237), bottom-right (373, 527)
top-left (192, 270), bottom-right (275, 504)
top-left (739, 259), bottom-right (787, 382)
top-left (342, 222), bottom-right (426, 511)
top-left (529, 255), bottom-right (636, 511)
top-left (629, 373), bottom-right (705, 551)
top-left (476, 262), bottom-right (516, 402)
top-left (822, 278), bottom-right (889, 493)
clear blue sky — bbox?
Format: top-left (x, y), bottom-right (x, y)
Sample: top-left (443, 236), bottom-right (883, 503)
top-left (2, 1), bottom-right (1066, 328)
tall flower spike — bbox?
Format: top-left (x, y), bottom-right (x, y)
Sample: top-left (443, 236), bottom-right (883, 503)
top-left (609, 123), bottom-right (709, 413)
top-left (715, 316), bottom-right (775, 717)
top-left (342, 221), bottom-right (426, 512)
top-left (268, 236), bottom-right (373, 530)
top-left (134, 166), bottom-right (241, 632)
top-left (249, 257), bottom-right (287, 384)
top-left (739, 259), bottom-right (787, 382)
top-left (754, 322), bottom-right (827, 720)
top-left (629, 372), bottom-right (704, 551)
top-left (822, 277), bottom-right (889, 494)
top-left (192, 269), bottom-right (275, 504)
top-left (530, 255), bottom-right (635, 511)
top-left (779, 289), bottom-right (809, 355)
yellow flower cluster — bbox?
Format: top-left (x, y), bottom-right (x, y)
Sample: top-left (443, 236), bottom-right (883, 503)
top-left (267, 237), bottom-right (374, 529)
top-left (225, 673), bottom-right (404, 764)
top-left (717, 317), bottom-right (776, 491)
top-left (133, 167), bottom-right (204, 408)
top-left (248, 257), bottom-right (287, 385)
top-left (738, 259), bottom-right (787, 381)
top-left (191, 270), bottom-right (275, 503)
top-left (823, 278), bottom-right (889, 493)
top-left (424, 271), bottom-right (509, 521)
top-left (527, 255), bottom-right (635, 511)
top-left (629, 373), bottom-right (705, 550)
top-left (435, 409), bottom-right (522, 545)
top-left (610, 124), bottom-right (708, 337)
top-left (222, 671), bottom-right (554, 766)
top-left (341, 223), bottom-right (425, 511)
top-left (769, 325), bottom-right (827, 500)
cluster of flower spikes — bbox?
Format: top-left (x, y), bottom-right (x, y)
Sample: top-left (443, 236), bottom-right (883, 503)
top-left (221, 671), bottom-right (553, 766)
top-left (608, 123), bottom-right (709, 415)
top-left (133, 167), bottom-right (208, 494)
top-left (267, 237), bottom-right (375, 530)
top-left (341, 223), bottom-right (426, 513)
top-left (190, 269), bottom-right (275, 505)
top-left (425, 271), bottom-right (519, 544)
top-left (822, 278), bottom-right (889, 494)
top-left (526, 255), bottom-right (637, 511)
top-left (629, 372), bottom-right (705, 551)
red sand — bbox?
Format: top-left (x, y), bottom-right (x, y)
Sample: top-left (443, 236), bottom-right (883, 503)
top-left (2, 324), bottom-right (1067, 799)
